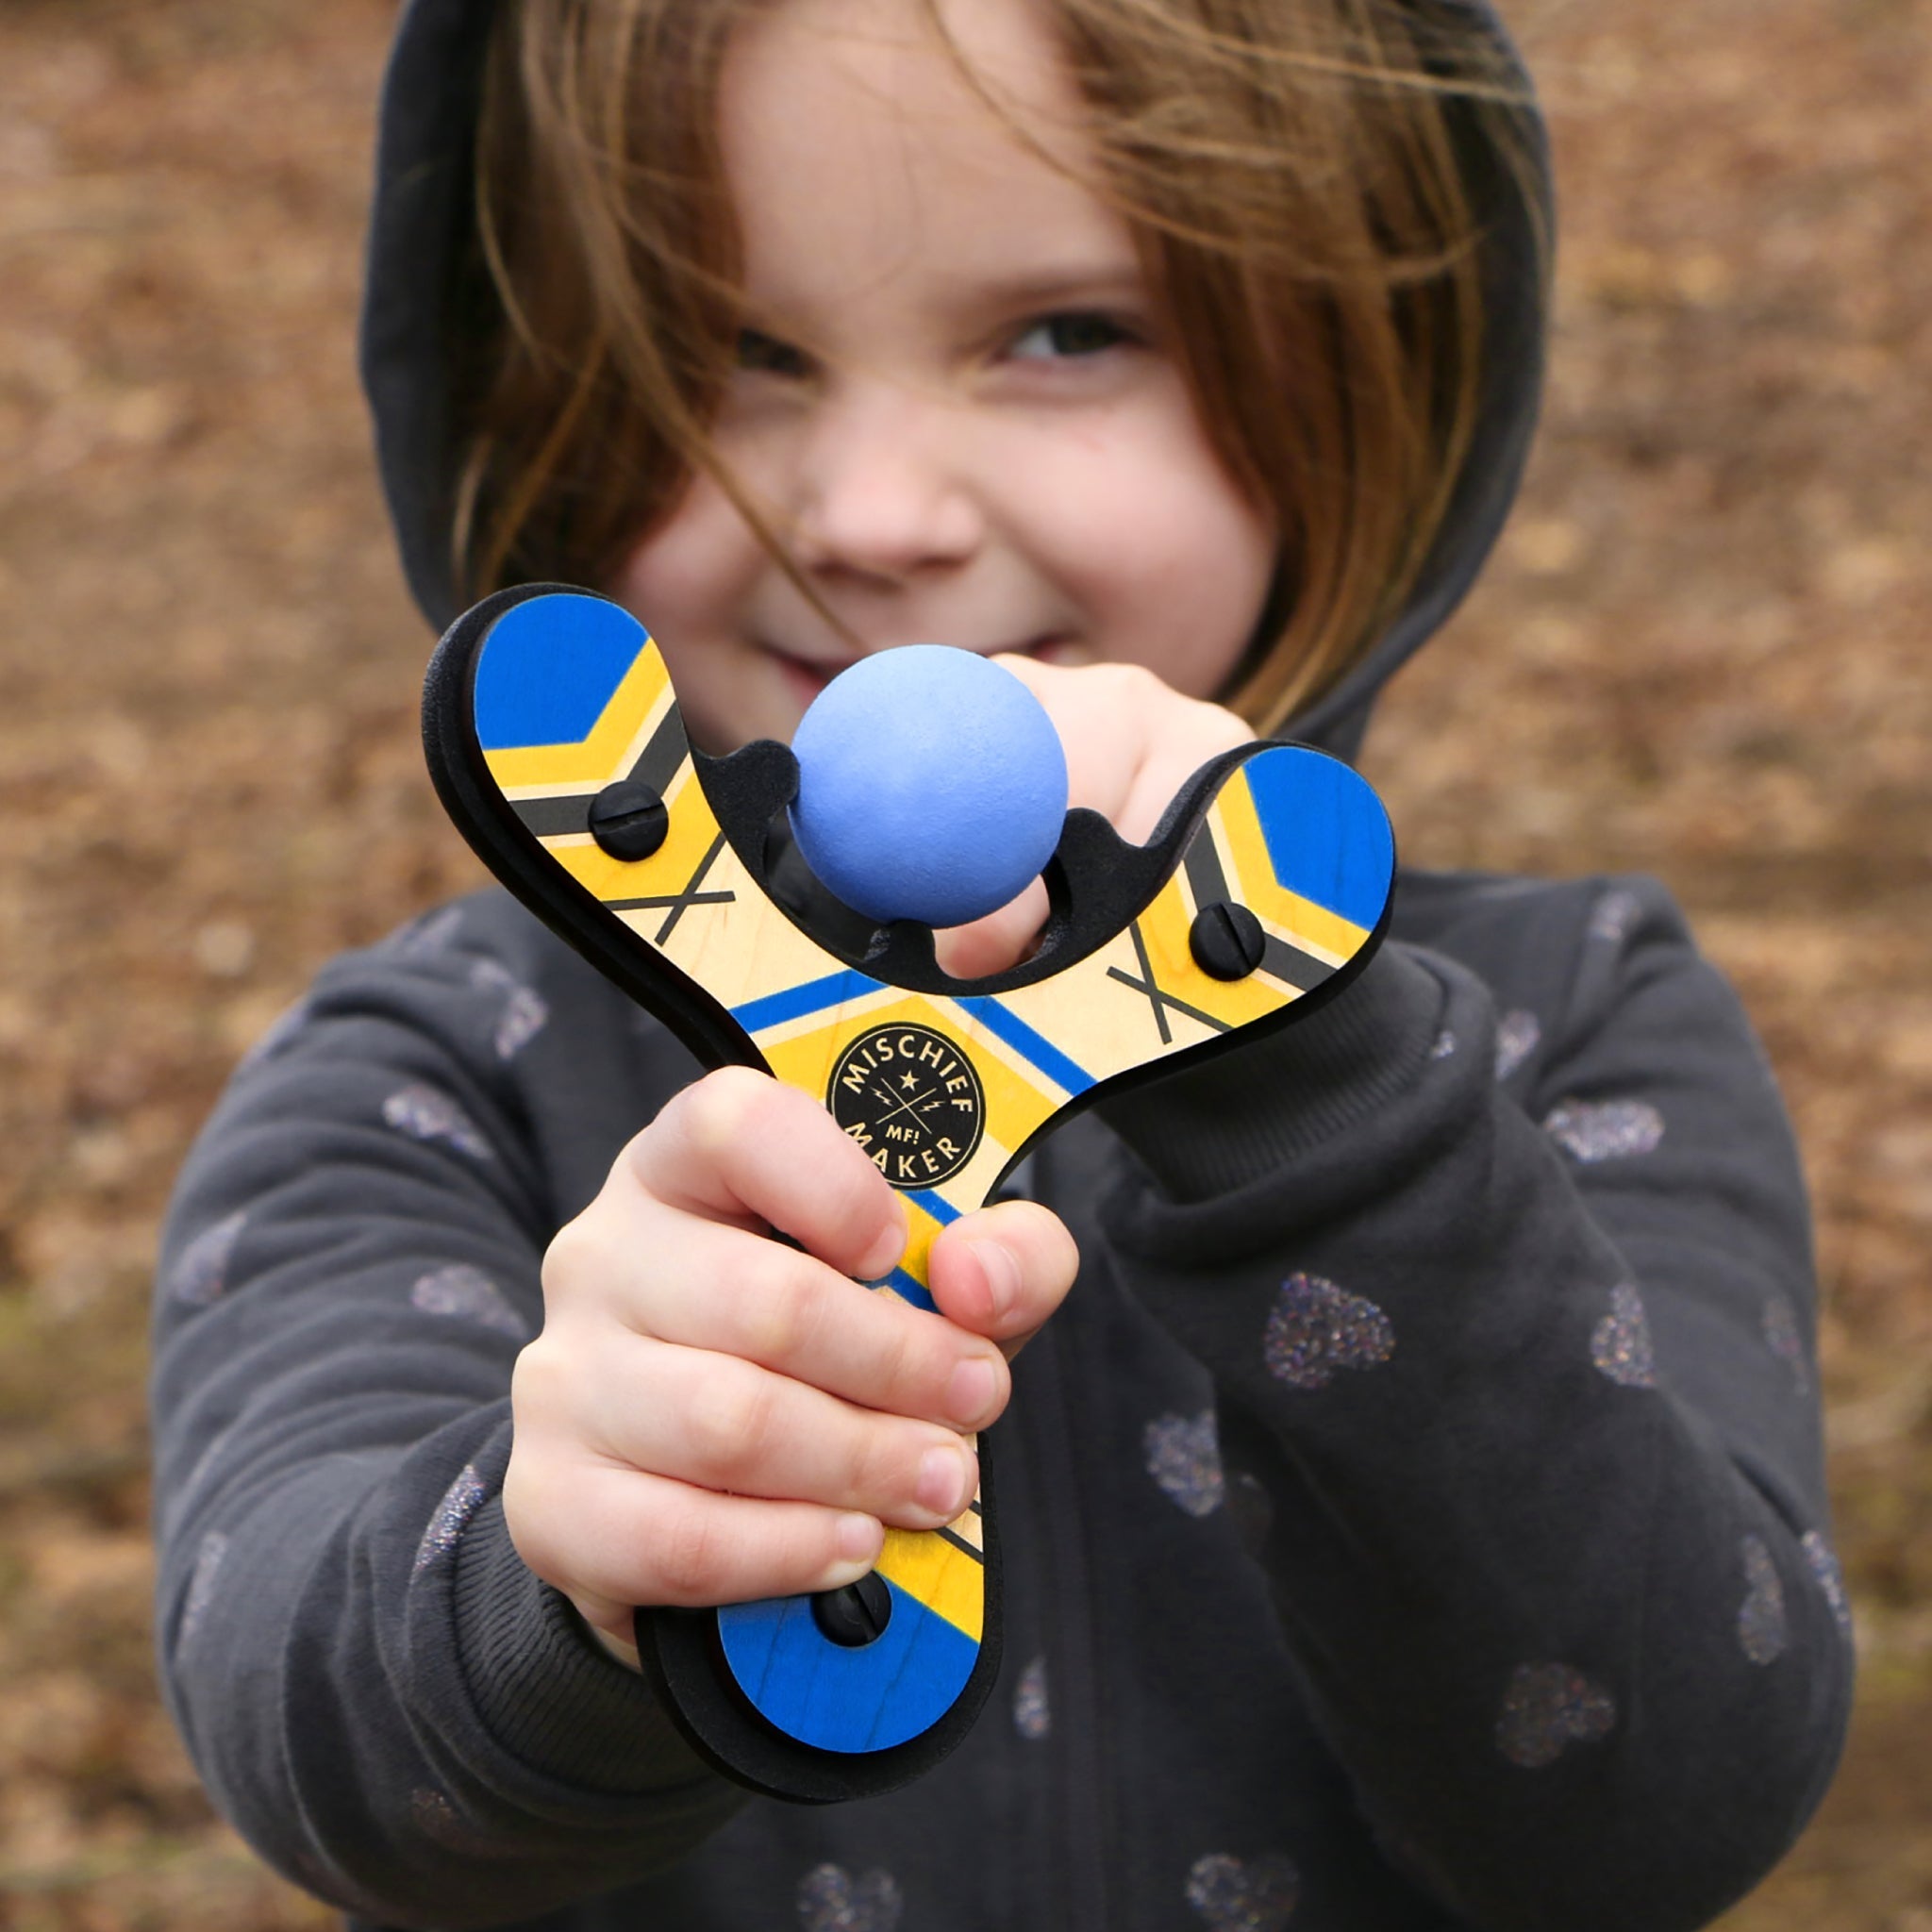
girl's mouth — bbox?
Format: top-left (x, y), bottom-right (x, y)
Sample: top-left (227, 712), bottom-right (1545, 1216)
top-left (768, 635), bottom-right (1076, 709)
top-left (770, 649), bottom-right (856, 709)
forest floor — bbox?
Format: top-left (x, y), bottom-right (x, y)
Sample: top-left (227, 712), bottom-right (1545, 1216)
top-left (0, 0), bottom-right (1927, 1925)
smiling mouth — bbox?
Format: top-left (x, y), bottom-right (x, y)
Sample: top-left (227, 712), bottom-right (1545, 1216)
top-left (769, 635), bottom-right (1073, 699)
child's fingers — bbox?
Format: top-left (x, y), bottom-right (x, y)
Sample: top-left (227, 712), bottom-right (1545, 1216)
top-left (1112, 698), bottom-right (1249, 845)
top-left (561, 1200), bottom-right (1008, 1430)
top-left (926, 1199), bottom-right (1079, 1358)
top-left (628, 1066), bottom-right (908, 1280)
top-left (932, 875), bottom-right (1051, 978)
top-left (931, 658), bottom-right (1247, 978)
top-left (506, 1454), bottom-right (886, 1611)
top-left (993, 654), bottom-right (1248, 843)
top-left (567, 1334), bottom-right (981, 1530)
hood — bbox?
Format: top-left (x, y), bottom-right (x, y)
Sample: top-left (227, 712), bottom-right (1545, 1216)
top-left (358, 0), bottom-right (1551, 762)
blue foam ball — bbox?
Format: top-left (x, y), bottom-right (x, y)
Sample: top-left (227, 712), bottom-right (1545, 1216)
top-left (789, 646), bottom-right (1069, 928)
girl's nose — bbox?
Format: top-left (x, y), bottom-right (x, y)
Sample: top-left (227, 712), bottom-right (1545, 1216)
top-left (789, 380), bottom-right (983, 581)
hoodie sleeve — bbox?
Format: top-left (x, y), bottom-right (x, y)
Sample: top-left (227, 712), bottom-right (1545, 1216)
top-left (1096, 875), bottom-right (1852, 1932)
top-left (150, 905), bottom-right (742, 1930)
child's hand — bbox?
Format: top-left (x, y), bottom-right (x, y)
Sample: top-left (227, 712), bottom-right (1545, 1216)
top-left (503, 1067), bottom-right (1078, 1666)
top-left (934, 658), bottom-right (1250, 978)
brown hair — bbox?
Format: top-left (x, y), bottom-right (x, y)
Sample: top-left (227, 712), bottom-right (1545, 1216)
top-left (455, 0), bottom-right (1541, 731)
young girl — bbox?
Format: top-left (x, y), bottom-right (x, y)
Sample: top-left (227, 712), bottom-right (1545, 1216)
top-left (153, 0), bottom-right (1852, 1925)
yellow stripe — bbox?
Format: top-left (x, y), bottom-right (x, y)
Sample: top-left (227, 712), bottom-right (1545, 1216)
top-left (1263, 891), bottom-right (1362, 970)
top-left (899, 1201), bottom-right (941, 1295)
top-left (548, 762), bottom-right (717, 907)
top-left (875, 1524), bottom-right (984, 1642)
top-left (1208, 774), bottom-right (1281, 917)
top-left (1210, 778), bottom-right (1369, 961)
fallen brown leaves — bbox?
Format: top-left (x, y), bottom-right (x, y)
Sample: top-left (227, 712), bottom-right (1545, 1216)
top-left (0, 0), bottom-right (1926, 1924)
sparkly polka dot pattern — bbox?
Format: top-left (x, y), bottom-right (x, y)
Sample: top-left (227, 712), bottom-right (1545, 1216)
top-left (1541, 1097), bottom-right (1664, 1163)
top-left (410, 1263), bottom-right (528, 1340)
top-left (413, 1463), bottom-right (489, 1574)
top-left (1263, 1274), bottom-right (1394, 1391)
top-left (1143, 1408), bottom-right (1224, 1517)
top-left (1495, 1662), bottom-right (1616, 1768)
top-left (1184, 1852), bottom-right (1301, 1931)
top-left (170, 1210), bottom-right (247, 1307)
top-left (180, 1529), bottom-right (229, 1646)
top-left (1761, 1295), bottom-right (1809, 1394)
top-left (1429, 1027), bottom-right (1457, 1060)
top-left (1591, 1284), bottom-right (1657, 1388)
top-left (1802, 1531), bottom-right (1854, 1641)
top-left (1737, 1536), bottom-right (1789, 1665)
top-left (1588, 888), bottom-right (1641, 944)
top-left (1013, 1654), bottom-right (1050, 1740)
top-left (1493, 1009), bottom-right (1541, 1082)
top-left (497, 987), bottom-right (547, 1058)
top-left (468, 958), bottom-right (549, 1059)
top-left (796, 1863), bottom-right (903, 1931)
top-left (383, 1083), bottom-right (493, 1160)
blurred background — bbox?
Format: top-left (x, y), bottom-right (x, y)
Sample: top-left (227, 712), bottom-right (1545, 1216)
top-left (0, 0), bottom-right (1925, 1924)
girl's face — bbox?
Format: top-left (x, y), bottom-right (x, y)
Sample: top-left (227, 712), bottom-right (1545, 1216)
top-left (610, 0), bottom-right (1277, 753)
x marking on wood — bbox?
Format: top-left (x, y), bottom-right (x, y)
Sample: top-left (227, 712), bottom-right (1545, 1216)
top-left (608, 829), bottom-right (737, 944)
top-left (1106, 919), bottom-right (1232, 1044)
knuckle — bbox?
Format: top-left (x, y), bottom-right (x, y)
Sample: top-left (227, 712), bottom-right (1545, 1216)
top-left (1096, 660), bottom-right (1160, 708)
top-left (540, 1214), bottom-right (602, 1301)
top-left (508, 1336), bottom-right (571, 1422)
top-left (675, 1065), bottom-right (766, 1158)
top-left (1185, 696), bottom-right (1249, 755)
top-left (820, 1145), bottom-right (875, 1221)
top-left (651, 1499), bottom-right (730, 1602)
top-left (734, 1257), bottom-right (824, 1366)
top-left (501, 1460), bottom-right (571, 1581)
top-left (863, 1305), bottom-right (924, 1403)
top-left (684, 1364), bottom-right (778, 1483)
top-left (857, 1421), bottom-right (927, 1506)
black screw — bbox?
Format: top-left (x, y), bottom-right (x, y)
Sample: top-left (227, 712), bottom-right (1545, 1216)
top-left (1189, 899), bottom-right (1265, 980)
top-left (810, 1571), bottom-right (893, 1648)
top-left (587, 780), bottom-right (668, 862)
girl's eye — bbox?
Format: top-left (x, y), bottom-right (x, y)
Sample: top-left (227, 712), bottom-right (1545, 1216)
top-left (735, 328), bottom-right (811, 378)
top-left (1008, 311), bottom-right (1133, 361)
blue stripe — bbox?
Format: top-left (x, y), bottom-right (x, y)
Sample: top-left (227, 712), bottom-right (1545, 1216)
top-left (734, 969), bottom-right (886, 1036)
top-left (905, 1189), bottom-right (960, 1227)
top-left (881, 1267), bottom-right (936, 1312)
top-left (955, 996), bottom-right (1093, 1097)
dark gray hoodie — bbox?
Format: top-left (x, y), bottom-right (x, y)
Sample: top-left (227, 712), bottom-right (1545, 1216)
top-left (152, 3), bottom-right (1851, 1927)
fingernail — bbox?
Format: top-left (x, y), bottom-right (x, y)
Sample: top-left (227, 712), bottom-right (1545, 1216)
top-left (964, 1238), bottom-right (1019, 1322)
top-left (835, 1512), bottom-right (883, 1567)
top-left (945, 1355), bottom-right (999, 1428)
top-left (856, 1209), bottom-right (907, 1284)
top-left (916, 1445), bottom-right (974, 1520)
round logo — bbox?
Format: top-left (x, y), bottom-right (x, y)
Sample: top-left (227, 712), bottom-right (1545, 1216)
top-left (827, 1024), bottom-right (985, 1190)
